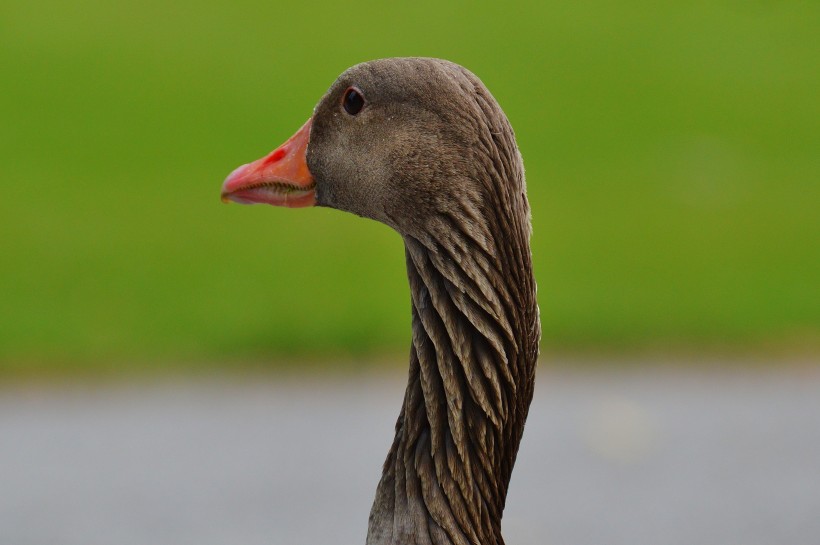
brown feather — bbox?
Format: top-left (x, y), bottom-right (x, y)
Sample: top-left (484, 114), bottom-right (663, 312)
top-left (306, 58), bottom-right (540, 545)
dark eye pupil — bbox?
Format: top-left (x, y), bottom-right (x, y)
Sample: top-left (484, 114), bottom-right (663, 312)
top-left (343, 88), bottom-right (364, 115)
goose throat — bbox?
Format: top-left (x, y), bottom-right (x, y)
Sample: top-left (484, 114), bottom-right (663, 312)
top-left (367, 212), bottom-right (539, 545)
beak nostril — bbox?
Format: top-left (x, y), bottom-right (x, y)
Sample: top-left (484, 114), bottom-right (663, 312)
top-left (265, 147), bottom-right (287, 164)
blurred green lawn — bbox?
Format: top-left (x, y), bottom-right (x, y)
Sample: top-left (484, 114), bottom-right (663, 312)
top-left (1, 1), bottom-right (818, 373)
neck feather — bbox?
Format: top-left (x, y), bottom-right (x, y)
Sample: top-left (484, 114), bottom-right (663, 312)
top-left (367, 178), bottom-right (539, 545)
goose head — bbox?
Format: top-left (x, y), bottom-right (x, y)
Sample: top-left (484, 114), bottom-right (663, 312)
top-left (221, 58), bottom-right (525, 242)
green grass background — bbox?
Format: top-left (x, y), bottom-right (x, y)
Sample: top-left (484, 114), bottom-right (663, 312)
top-left (1, 1), bottom-right (818, 373)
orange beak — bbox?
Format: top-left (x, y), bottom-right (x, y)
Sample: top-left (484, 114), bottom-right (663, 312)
top-left (221, 118), bottom-right (315, 208)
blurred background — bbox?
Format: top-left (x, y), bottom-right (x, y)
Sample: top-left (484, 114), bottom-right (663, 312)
top-left (1, 1), bottom-right (818, 544)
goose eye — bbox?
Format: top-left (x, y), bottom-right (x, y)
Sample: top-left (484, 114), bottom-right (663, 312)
top-left (342, 87), bottom-right (364, 115)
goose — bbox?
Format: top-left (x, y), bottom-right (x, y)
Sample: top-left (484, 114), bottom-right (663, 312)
top-left (221, 57), bottom-right (540, 545)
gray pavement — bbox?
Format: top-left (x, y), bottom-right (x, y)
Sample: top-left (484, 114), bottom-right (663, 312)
top-left (1, 365), bottom-right (818, 545)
